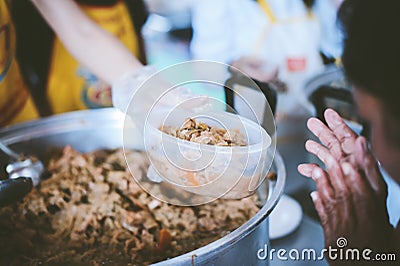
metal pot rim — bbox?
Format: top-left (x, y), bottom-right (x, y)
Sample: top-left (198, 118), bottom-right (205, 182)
top-left (0, 108), bottom-right (286, 265)
top-left (156, 151), bottom-right (285, 265)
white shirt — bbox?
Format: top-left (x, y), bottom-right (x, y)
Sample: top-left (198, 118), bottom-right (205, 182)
top-left (190, 0), bottom-right (342, 95)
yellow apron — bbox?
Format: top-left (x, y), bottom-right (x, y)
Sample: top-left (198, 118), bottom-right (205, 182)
top-left (255, 0), bottom-right (322, 91)
top-left (256, 0), bottom-right (316, 61)
top-left (0, 0), bottom-right (39, 126)
top-left (46, 0), bottom-right (140, 113)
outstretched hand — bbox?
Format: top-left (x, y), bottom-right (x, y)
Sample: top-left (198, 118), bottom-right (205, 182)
top-left (298, 109), bottom-right (393, 262)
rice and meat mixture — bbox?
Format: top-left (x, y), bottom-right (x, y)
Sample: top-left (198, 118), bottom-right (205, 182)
top-left (0, 146), bottom-right (260, 265)
top-left (159, 118), bottom-right (247, 146)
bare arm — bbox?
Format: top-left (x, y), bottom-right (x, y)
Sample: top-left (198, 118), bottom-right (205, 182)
top-left (31, 0), bottom-right (143, 85)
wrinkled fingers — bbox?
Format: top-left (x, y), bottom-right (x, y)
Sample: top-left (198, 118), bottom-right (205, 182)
top-left (354, 137), bottom-right (387, 196)
top-left (307, 117), bottom-right (345, 160)
top-left (297, 163), bottom-right (318, 178)
top-left (305, 140), bottom-right (348, 191)
top-left (311, 167), bottom-right (335, 199)
top-left (324, 109), bottom-right (357, 155)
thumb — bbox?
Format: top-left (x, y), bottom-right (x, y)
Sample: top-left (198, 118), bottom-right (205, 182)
top-left (355, 136), bottom-right (386, 196)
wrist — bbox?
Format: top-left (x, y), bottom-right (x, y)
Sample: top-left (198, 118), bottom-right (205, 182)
top-left (111, 65), bottom-right (157, 112)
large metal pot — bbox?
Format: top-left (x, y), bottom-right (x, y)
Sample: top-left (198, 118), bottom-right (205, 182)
top-left (0, 108), bottom-right (285, 265)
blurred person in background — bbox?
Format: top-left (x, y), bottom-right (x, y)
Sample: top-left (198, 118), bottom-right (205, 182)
top-left (0, 0), bottom-right (148, 127)
top-left (299, 0), bottom-right (400, 263)
top-left (191, 0), bottom-right (344, 195)
top-left (191, 0), bottom-right (343, 104)
top-left (0, 0), bottom-right (39, 125)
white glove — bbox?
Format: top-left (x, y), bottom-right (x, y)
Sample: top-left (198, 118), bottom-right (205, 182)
top-left (111, 65), bottom-right (157, 113)
top-left (112, 64), bottom-right (215, 185)
top-left (112, 64), bottom-right (214, 119)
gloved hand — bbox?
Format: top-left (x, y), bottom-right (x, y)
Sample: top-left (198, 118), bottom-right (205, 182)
top-left (111, 65), bottom-right (157, 113)
top-left (112, 65), bottom-right (210, 114)
top-left (112, 64), bottom-right (213, 184)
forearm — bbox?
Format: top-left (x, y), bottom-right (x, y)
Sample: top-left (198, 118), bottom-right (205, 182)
top-left (31, 0), bottom-right (143, 84)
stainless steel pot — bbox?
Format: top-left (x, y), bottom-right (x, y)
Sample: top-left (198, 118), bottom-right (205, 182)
top-left (0, 108), bottom-right (285, 266)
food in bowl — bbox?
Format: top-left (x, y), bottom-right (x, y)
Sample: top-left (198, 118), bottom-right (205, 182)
top-left (159, 117), bottom-right (247, 146)
top-left (146, 113), bottom-right (271, 198)
top-left (0, 146), bottom-right (260, 265)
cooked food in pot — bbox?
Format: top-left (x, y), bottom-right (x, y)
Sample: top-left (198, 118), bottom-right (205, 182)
top-left (159, 118), bottom-right (247, 146)
top-left (0, 146), bottom-right (260, 265)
